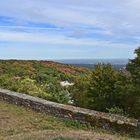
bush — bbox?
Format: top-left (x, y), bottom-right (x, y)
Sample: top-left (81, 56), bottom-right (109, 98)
top-left (70, 74), bottom-right (91, 108)
top-left (106, 107), bottom-right (125, 116)
top-left (88, 64), bottom-right (121, 111)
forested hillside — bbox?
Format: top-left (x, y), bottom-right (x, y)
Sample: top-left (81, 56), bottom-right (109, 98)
top-left (0, 60), bottom-right (88, 104)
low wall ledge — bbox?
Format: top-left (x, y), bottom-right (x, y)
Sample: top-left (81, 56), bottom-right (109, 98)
top-left (0, 88), bottom-right (139, 132)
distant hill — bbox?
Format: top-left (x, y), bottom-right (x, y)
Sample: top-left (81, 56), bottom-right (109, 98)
top-left (53, 59), bottom-right (128, 70)
top-left (0, 59), bottom-right (88, 75)
top-left (0, 60), bottom-right (89, 104)
top-left (39, 60), bottom-right (88, 74)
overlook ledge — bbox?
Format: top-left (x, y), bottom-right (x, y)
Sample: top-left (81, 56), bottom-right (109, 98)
top-left (0, 88), bottom-right (139, 132)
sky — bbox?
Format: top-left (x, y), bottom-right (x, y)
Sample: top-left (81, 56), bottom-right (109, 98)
top-left (0, 0), bottom-right (140, 59)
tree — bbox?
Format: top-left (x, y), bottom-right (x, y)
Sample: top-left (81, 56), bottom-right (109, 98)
top-left (127, 47), bottom-right (140, 84)
top-left (70, 74), bottom-right (91, 108)
top-left (126, 47), bottom-right (140, 118)
top-left (88, 64), bottom-right (122, 112)
top-left (71, 64), bottom-right (128, 115)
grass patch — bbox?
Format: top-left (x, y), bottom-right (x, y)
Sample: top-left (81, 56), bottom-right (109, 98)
top-left (52, 137), bottom-right (73, 140)
top-left (0, 101), bottom-right (139, 140)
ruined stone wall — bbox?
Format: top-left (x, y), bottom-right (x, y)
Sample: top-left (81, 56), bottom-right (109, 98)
top-left (0, 88), bottom-right (139, 132)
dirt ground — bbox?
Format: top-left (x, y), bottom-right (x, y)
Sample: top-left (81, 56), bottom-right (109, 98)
top-left (0, 101), bottom-right (138, 140)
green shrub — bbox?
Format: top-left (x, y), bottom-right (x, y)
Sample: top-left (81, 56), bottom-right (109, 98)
top-left (106, 107), bottom-right (125, 116)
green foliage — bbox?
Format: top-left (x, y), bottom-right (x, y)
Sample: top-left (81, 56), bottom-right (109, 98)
top-left (126, 47), bottom-right (140, 84)
top-left (125, 47), bottom-right (140, 118)
top-left (0, 75), bottom-right (20, 91)
top-left (106, 107), bottom-right (125, 115)
top-left (71, 62), bottom-right (139, 118)
top-left (47, 82), bottom-right (70, 103)
top-left (18, 78), bottom-right (48, 98)
top-left (64, 119), bottom-right (92, 130)
top-left (0, 60), bottom-right (79, 104)
top-left (70, 73), bottom-right (91, 108)
top-left (88, 64), bottom-right (121, 111)
top-left (0, 50), bottom-right (140, 119)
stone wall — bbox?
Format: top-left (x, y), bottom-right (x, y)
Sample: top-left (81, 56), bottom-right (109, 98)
top-left (0, 88), bottom-right (139, 132)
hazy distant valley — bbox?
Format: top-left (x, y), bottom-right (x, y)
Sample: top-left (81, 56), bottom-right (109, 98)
top-left (54, 59), bottom-right (128, 70)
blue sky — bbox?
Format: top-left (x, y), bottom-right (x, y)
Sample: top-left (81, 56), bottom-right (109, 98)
top-left (0, 0), bottom-right (140, 59)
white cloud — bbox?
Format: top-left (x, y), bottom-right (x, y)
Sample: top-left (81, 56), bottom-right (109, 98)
top-left (0, 0), bottom-right (139, 59)
top-left (0, 29), bottom-right (134, 49)
top-left (0, 0), bottom-right (140, 34)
